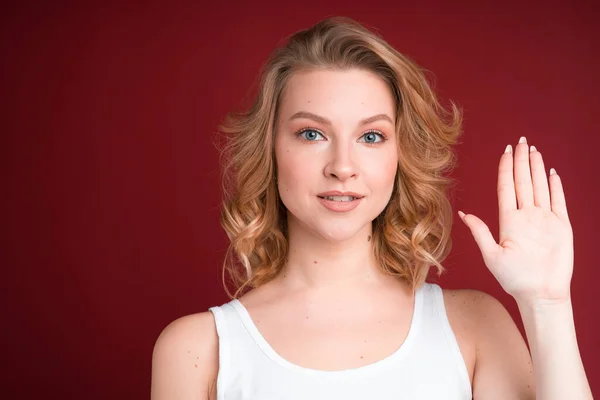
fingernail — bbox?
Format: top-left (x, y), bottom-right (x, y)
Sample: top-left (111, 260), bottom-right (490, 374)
top-left (530, 145), bottom-right (537, 153)
top-left (519, 136), bottom-right (527, 144)
top-left (550, 168), bottom-right (557, 175)
top-left (504, 144), bottom-right (512, 154)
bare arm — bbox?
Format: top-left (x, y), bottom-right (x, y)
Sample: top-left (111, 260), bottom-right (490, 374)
top-left (468, 290), bottom-right (536, 399)
top-left (516, 297), bottom-right (593, 400)
top-left (151, 312), bottom-right (219, 400)
top-left (458, 139), bottom-right (593, 398)
top-left (470, 290), bottom-right (593, 399)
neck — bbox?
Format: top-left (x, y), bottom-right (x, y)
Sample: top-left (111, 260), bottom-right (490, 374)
top-left (275, 214), bottom-right (397, 293)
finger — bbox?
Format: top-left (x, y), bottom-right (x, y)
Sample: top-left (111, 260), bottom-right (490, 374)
top-left (514, 136), bottom-right (534, 209)
top-left (498, 144), bottom-right (517, 216)
top-left (549, 169), bottom-right (570, 223)
top-left (459, 211), bottom-right (500, 265)
top-left (529, 146), bottom-right (551, 211)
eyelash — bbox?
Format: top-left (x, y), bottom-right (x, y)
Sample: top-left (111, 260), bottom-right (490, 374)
top-left (294, 127), bottom-right (388, 146)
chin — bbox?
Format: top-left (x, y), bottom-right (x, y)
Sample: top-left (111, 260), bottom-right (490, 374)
top-left (314, 222), bottom-right (369, 242)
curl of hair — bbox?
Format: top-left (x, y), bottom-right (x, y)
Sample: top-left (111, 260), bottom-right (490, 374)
top-left (215, 16), bottom-right (463, 299)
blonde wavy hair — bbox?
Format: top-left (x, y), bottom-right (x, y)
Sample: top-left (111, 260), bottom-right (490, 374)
top-left (216, 16), bottom-right (463, 299)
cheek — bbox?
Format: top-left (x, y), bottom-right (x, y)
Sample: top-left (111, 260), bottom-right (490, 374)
top-left (365, 151), bottom-right (398, 186)
top-left (385, 156), bottom-right (399, 183)
top-left (276, 154), bottom-right (310, 216)
top-left (372, 158), bottom-right (398, 205)
top-left (275, 145), bottom-right (306, 194)
top-left (279, 159), bottom-right (310, 193)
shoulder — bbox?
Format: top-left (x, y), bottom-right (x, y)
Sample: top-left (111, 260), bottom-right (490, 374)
top-left (440, 287), bottom-right (524, 350)
top-left (153, 311), bottom-right (219, 356)
top-left (151, 312), bottom-right (219, 399)
top-left (440, 287), bottom-right (523, 343)
top-left (441, 287), bottom-right (506, 328)
top-left (441, 287), bottom-right (535, 399)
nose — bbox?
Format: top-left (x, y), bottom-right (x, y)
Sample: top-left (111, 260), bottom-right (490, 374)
top-left (323, 140), bottom-right (358, 181)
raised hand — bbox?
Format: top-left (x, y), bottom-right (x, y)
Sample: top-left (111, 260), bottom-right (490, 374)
top-left (458, 136), bottom-right (574, 305)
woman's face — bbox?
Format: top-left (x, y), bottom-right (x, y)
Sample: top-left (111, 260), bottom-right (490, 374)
top-left (274, 68), bottom-right (399, 242)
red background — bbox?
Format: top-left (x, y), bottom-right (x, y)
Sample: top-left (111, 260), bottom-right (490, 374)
top-left (2, 1), bottom-right (598, 398)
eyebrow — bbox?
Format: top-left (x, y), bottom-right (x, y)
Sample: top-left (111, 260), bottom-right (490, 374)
top-left (289, 111), bottom-right (394, 127)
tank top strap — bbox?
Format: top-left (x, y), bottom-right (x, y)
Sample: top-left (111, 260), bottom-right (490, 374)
top-left (208, 304), bottom-right (235, 400)
top-left (426, 283), bottom-right (472, 396)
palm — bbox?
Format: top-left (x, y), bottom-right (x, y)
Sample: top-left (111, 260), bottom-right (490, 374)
top-left (460, 138), bottom-right (573, 304)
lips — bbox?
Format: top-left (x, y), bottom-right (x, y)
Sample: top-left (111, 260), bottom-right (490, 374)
top-left (317, 191), bottom-right (364, 199)
top-left (317, 196), bottom-right (362, 212)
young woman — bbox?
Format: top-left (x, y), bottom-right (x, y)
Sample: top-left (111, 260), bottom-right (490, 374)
top-left (151, 17), bottom-right (592, 399)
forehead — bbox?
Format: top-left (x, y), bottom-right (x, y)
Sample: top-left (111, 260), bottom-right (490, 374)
top-left (279, 68), bottom-right (396, 120)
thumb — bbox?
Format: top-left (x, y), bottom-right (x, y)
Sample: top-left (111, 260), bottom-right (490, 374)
top-left (458, 211), bottom-right (499, 262)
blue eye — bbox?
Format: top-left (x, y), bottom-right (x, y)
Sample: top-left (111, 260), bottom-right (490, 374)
top-left (298, 129), bottom-right (325, 141)
top-left (360, 131), bottom-right (385, 144)
top-left (296, 128), bottom-right (387, 145)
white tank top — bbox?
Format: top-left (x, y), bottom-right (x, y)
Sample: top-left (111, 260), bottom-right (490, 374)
top-left (208, 282), bottom-right (472, 399)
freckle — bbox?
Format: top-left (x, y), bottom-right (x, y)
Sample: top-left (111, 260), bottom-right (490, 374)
top-left (364, 339), bottom-right (367, 342)
top-left (360, 356), bottom-right (363, 359)
top-left (197, 357), bottom-right (199, 359)
top-left (367, 235), bottom-right (371, 242)
top-left (314, 260), bottom-right (318, 264)
top-left (306, 316), bottom-right (309, 319)
top-left (308, 100), bottom-right (311, 103)
top-left (195, 364), bottom-right (198, 368)
top-left (188, 350), bottom-right (190, 353)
